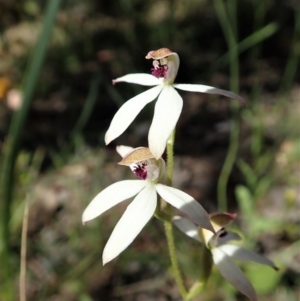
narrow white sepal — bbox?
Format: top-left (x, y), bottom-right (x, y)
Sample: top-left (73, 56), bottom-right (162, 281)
top-left (212, 248), bottom-right (257, 301)
top-left (105, 85), bottom-right (163, 144)
top-left (148, 86), bottom-right (183, 159)
top-left (174, 83), bottom-right (245, 105)
top-left (219, 244), bottom-right (278, 270)
top-left (113, 73), bottom-right (162, 86)
top-left (155, 184), bottom-right (214, 232)
top-left (102, 184), bottom-right (157, 265)
top-left (172, 216), bottom-right (201, 242)
top-left (82, 180), bottom-right (146, 223)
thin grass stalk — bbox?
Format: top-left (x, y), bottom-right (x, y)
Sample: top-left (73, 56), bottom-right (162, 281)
top-left (71, 70), bottom-right (102, 136)
top-left (19, 198), bottom-right (29, 301)
top-left (0, 0), bottom-right (61, 298)
top-left (214, 0), bottom-right (240, 212)
top-left (228, 0), bottom-right (237, 38)
top-left (50, 68), bottom-right (103, 163)
top-left (212, 22), bottom-right (278, 70)
top-left (168, 0), bottom-right (175, 46)
top-left (279, 9), bottom-right (300, 94)
top-left (250, 0), bottom-right (265, 159)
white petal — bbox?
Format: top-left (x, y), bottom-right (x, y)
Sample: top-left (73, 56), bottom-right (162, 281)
top-left (102, 184), bottom-right (157, 264)
top-left (212, 248), bottom-right (257, 301)
top-left (155, 184), bottom-right (214, 232)
top-left (172, 216), bottom-right (201, 242)
top-left (148, 86), bottom-right (183, 159)
top-left (82, 180), bottom-right (146, 223)
top-left (174, 84), bottom-right (245, 105)
top-left (215, 230), bottom-right (242, 246)
top-left (116, 145), bottom-right (134, 158)
top-left (219, 244), bottom-right (278, 270)
top-left (113, 73), bottom-right (162, 86)
top-left (105, 85), bottom-right (163, 144)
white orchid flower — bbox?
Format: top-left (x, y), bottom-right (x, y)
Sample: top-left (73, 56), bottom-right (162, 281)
top-left (82, 146), bottom-right (214, 265)
top-left (173, 213), bottom-right (278, 301)
top-left (105, 48), bottom-right (245, 159)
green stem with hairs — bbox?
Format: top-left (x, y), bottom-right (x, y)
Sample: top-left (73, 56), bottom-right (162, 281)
top-left (164, 220), bottom-right (187, 299)
top-left (163, 129), bottom-right (187, 299)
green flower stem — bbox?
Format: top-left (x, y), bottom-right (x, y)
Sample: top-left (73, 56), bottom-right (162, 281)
top-left (186, 282), bottom-right (205, 301)
top-left (154, 210), bottom-right (171, 222)
top-left (164, 220), bottom-right (187, 299)
top-left (163, 129), bottom-right (187, 299)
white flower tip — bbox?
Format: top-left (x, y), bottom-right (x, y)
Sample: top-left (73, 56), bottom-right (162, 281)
top-left (148, 147), bottom-right (163, 161)
top-left (116, 145), bottom-right (134, 158)
top-left (82, 214), bottom-right (89, 224)
top-left (271, 263), bottom-right (279, 271)
top-left (104, 133), bottom-right (111, 145)
top-left (102, 257), bottom-right (109, 266)
top-left (102, 252), bottom-right (114, 265)
top-left (82, 209), bottom-right (96, 224)
top-left (239, 97), bottom-right (247, 107)
top-left (150, 148), bottom-right (163, 161)
top-left (112, 79), bottom-right (117, 85)
top-left (227, 92), bottom-right (246, 107)
top-left (225, 92), bottom-right (246, 107)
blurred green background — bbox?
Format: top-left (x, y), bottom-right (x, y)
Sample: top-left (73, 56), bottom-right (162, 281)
top-left (0, 0), bottom-right (299, 300)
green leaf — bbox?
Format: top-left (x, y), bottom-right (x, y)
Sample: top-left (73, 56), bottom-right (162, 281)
top-left (235, 185), bottom-right (254, 219)
top-left (254, 176), bottom-right (273, 200)
top-left (251, 218), bottom-right (283, 235)
top-left (237, 159), bottom-right (257, 190)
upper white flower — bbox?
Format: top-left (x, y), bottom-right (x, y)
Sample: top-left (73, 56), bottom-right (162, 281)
top-left (105, 48), bottom-right (245, 159)
top-left (173, 213), bottom-right (278, 301)
top-left (82, 146), bottom-right (214, 265)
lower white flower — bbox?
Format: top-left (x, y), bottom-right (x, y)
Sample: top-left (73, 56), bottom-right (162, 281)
top-left (173, 213), bottom-right (278, 301)
top-left (82, 146), bottom-right (214, 265)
